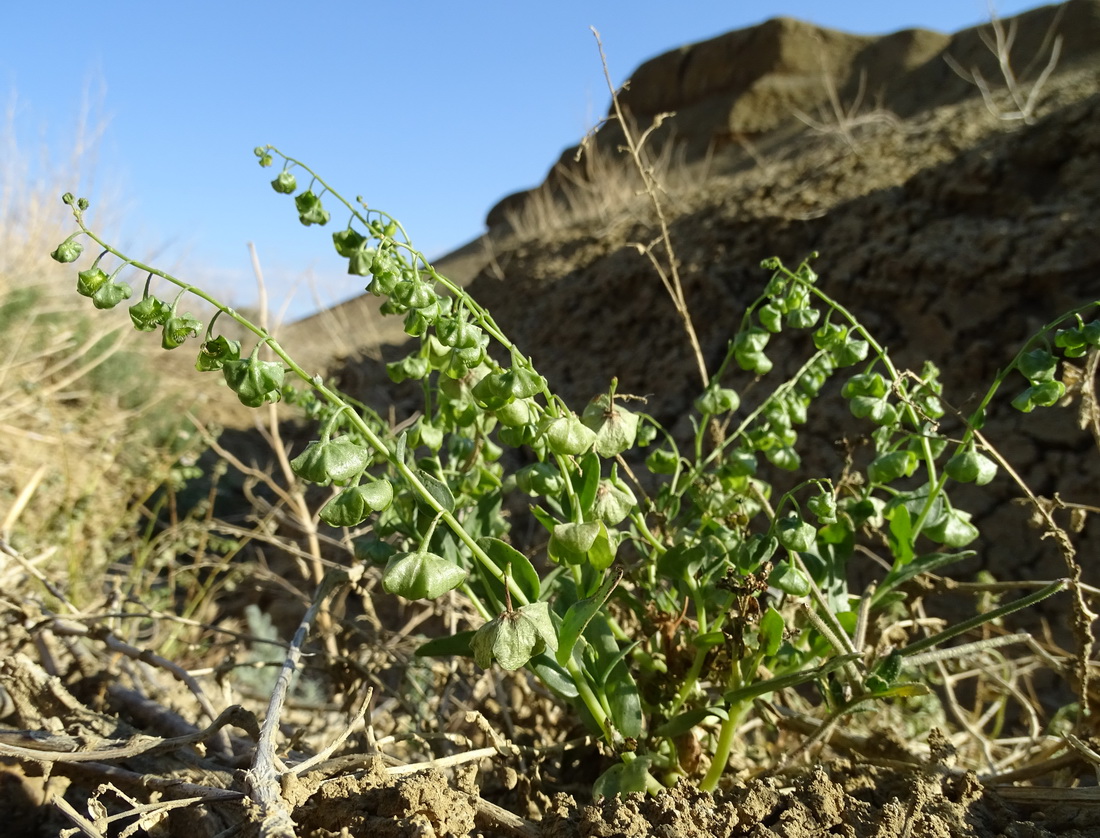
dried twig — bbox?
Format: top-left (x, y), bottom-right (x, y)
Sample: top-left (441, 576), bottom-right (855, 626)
top-left (590, 27), bottom-right (708, 389)
top-left (943, 5), bottom-right (1064, 124)
top-left (246, 569), bottom-right (348, 838)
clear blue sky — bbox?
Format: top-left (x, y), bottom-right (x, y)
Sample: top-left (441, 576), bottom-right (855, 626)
top-left (6, 1), bottom-right (1043, 319)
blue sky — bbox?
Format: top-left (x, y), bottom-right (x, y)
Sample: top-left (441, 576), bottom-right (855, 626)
top-left (6, 1), bottom-right (1043, 319)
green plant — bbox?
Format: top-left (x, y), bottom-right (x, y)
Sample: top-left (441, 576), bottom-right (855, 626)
top-left (50, 146), bottom-right (1095, 796)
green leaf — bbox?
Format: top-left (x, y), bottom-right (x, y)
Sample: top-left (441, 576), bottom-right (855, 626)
top-left (606, 662), bottom-right (643, 739)
top-left (758, 605), bottom-right (785, 655)
top-left (555, 568), bottom-right (621, 666)
top-left (477, 537), bottom-right (540, 601)
top-left (593, 757), bottom-right (653, 800)
top-left (415, 469), bottom-right (455, 513)
top-left (1017, 348), bottom-right (1057, 383)
top-left (875, 551), bottom-right (975, 604)
top-left (653, 707), bottom-right (729, 739)
top-left (867, 450), bottom-right (918, 485)
top-left (528, 654), bottom-right (579, 698)
top-left (415, 630), bottom-right (475, 658)
top-left (887, 504), bottom-right (915, 565)
top-left (382, 550), bottom-right (467, 600)
top-left (353, 537), bottom-right (397, 566)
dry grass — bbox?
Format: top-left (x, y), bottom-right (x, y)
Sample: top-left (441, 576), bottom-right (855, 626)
top-left (0, 91), bottom-right (196, 601)
top-left (501, 119), bottom-right (710, 241)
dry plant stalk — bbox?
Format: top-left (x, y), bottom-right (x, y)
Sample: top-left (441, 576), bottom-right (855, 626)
top-left (590, 26), bottom-right (709, 389)
top-left (943, 5), bottom-right (1065, 124)
top-left (792, 67), bottom-right (900, 152)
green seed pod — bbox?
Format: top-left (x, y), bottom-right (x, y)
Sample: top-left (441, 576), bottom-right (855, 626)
top-left (51, 236), bottom-right (84, 263)
top-left (807, 491), bottom-right (837, 524)
top-left (289, 436), bottom-right (372, 486)
top-left (831, 337), bottom-right (869, 367)
top-left (944, 448), bottom-right (997, 486)
top-left (437, 316), bottom-right (482, 349)
top-left (785, 308), bottom-right (820, 329)
top-left (843, 372), bottom-right (888, 399)
top-left (347, 247), bottom-right (375, 277)
top-left (76, 267), bottom-right (109, 297)
top-left (472, 372), bottom-right (514, 410)
top-left (319, 479), bottom-right (394, 527)
top-left (514, 462), bottom-right (564, 496)
top-left (775, 515), bottom-right (816, 553)
top-left (382, 550), bottom-right (467, 600)
top-left (294, 190), bottom-right (330, 226)
top-left (768, 561), bottom-right (811, 597)
top-left (548, 520), bottom-right (603, 565)
top-left (494, 397), bottom-right (536, 428)
top-left (90, 281), bottom-right (132, 310)
top-left (472, 602), bottom-right (557, 670)
top-left (544, 414), bottom-right (596, 456)
top-left (694, 385), bottom-right (740, 417)
top-left (758, 304), bottom-right (783, 333)
top-left (386, 354), bottom-right (431, 384)
top-left (222, 357), bottom-right (286, 408)
top-left (129, 296), bottom-right (171, 332)
top-left (270, 170), bottom-right (297, 194)
top-left (593, 472), bottom-right (637, 526)
top-left (195, 335), bottom-right (242, 372)
top-left (813, 322), bottom-right (846, 350)
top-left (332, 228), bottom-right (367, 258)
top-left (582, 394), bottom-right (639, 458)
top-left (161, 312), bottom-right (203, 349)
top-left (646, 447), bottom-right (679, 475)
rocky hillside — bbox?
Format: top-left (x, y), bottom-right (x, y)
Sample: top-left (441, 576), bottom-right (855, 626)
top-left (290, 0), bottom-right (1100, 585)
